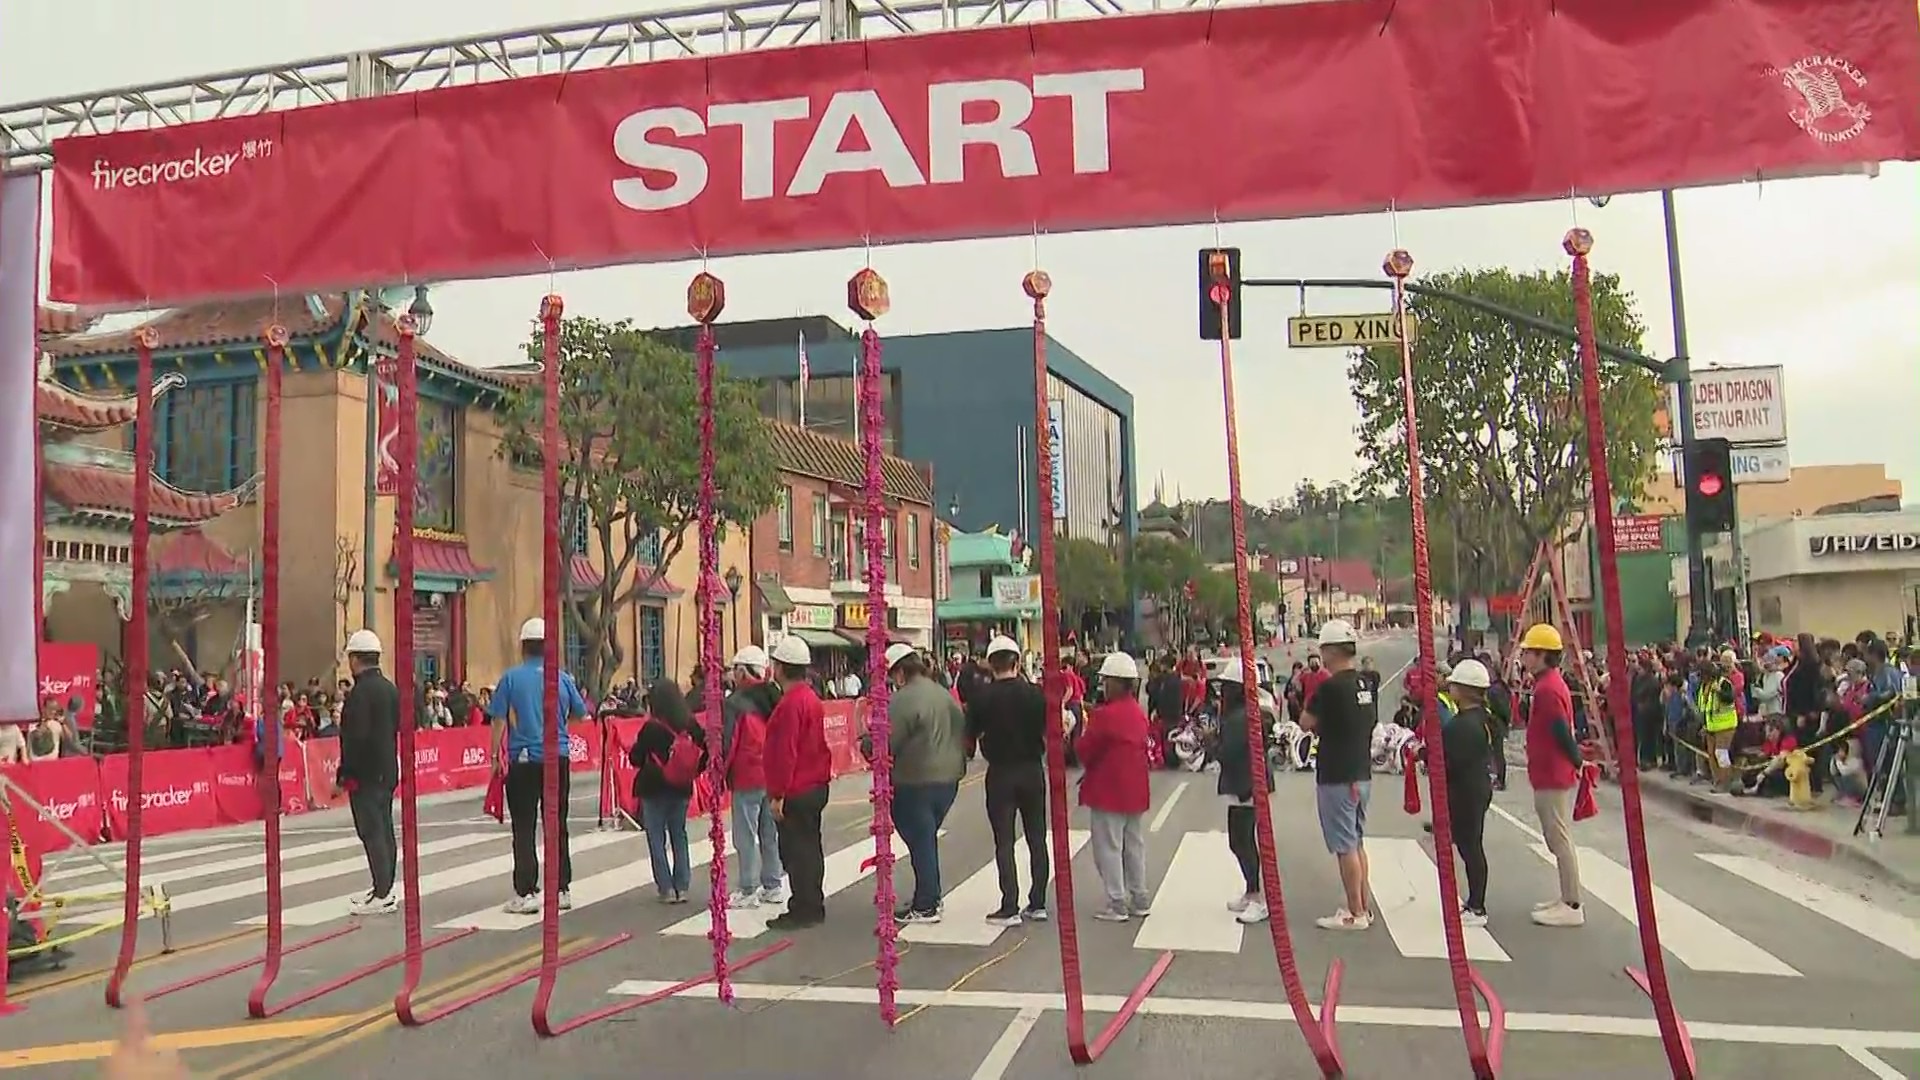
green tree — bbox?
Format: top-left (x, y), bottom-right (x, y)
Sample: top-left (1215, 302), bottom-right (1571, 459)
top-left (495, 317), bottom-right (779, 696)
top-left (1346, 267), bottom-right (1663, 594)
top-left (1056, 536), bottom-right (1125, 627)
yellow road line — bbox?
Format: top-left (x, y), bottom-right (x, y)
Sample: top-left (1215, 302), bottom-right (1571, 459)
top-left (0, 1016), bottom-right (351, 1069)
top-left (9, 926), bottom-right (264, 1003)
top-left (211, 937), bottom-right (575, 1080)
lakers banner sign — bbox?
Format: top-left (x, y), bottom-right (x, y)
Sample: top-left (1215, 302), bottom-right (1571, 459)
top-left (48, 0), bottom-right (1920, 308)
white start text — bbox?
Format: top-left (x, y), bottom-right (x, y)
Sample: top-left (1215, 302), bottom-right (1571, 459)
top-left (611, 69), bottom-right (1146, 211)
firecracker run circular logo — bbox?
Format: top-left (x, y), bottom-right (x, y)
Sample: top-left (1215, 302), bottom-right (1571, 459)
top-left (1771, 56), bottom-right (1871, 144)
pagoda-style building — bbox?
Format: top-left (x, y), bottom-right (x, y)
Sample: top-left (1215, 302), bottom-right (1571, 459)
top-left (38, 306), bottom-right (254, 662)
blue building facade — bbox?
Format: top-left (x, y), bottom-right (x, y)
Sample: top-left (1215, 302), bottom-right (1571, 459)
top-left (695, 320), bottom-right (1137, 553)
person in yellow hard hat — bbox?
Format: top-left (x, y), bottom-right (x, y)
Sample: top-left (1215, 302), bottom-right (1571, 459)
top-left (1517, 623), bottom-right (1585, 928)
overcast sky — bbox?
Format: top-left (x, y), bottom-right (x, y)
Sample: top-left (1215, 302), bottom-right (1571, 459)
top-left (7, 0), bottom-right (1916, 508)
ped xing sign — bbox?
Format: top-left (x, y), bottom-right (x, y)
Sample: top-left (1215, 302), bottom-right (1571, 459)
top-left (1669, 442), bottom-right (1790, 486)
top-left (1287, 313), bottom-right (1414, 349)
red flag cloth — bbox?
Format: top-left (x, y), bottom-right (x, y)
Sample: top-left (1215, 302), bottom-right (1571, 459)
top-left (1402, 744), bottom-right (1422, 815)
top-left (1573, 763), bottom-right (1599, 822)
top-left (482, 769), bottom-right (505, 823)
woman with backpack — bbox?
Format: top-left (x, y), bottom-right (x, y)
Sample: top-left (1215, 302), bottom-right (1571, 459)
top-left (630, 679), bottom-right (709, 903)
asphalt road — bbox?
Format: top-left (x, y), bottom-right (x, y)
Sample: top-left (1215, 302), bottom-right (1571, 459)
top-left (8, 631), bottom-right (1919, 1079)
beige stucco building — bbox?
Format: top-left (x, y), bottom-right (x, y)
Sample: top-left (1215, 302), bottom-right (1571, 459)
top-left (1676, 509), bottom-right (1920, 643)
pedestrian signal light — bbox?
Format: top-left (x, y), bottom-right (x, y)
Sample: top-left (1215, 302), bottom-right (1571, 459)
top-left (1686, 437), bottom-right (1736, 534)
top-left (1198, 247), bottom-right (1242, 341)
top-left (1697, 473), bottom-right (1723, 498)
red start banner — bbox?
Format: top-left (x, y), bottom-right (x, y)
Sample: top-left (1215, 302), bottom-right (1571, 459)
top-left (47, 0), bottom-right (1920, 307)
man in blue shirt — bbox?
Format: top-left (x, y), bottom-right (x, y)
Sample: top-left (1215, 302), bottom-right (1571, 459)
top-left (489, 617), bottom-right (589, 915)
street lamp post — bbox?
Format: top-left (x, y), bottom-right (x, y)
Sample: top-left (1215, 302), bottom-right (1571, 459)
top-left (360, 285), bottom-right (433, 634)
top-left (724, 565), bottom-right (744, 656)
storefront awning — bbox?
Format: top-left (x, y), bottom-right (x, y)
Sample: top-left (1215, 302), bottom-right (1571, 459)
top-left (390, 534), bottom-right (494, 588)
top-left (790, 628), bottom-right (855, 651)
top-left (756, 575), bottom-right (795, 616)
top-left (834, 628), bottom-right (912, 648)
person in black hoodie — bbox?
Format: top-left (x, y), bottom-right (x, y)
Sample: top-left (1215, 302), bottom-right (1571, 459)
top-left (335, 629), bottom-right (400, 917)
top-left (630, 680), bottom-right (708, 903)
top-left (1783, 633), bottom-right (1830, 793)
top-left (1146, 658), bottom-right (1185, 770)
top-left (1213, 659), bottom-right (1274, 925)
top-left (1429, 660), bottom-right (1497, 925)
top-left (965, 635), bottom-right (1052, 926)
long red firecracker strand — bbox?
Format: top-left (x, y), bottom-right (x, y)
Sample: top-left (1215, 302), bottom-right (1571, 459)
top-left (242, 326), bottom-right (289, 1019)
top-left (1025, 271), bottom-right (1094, 1060)
top-left (1210, 274), bottom-right (1342, 1079)
top-left (105, 325), bottom-right (158, 1009)
top-left (531, 295), bottom-right (567, 1028)
top-left (849, 265), bottom-right (898, 1024)
top-left (391, 313), bottom-right (425, 1003)
top-left (1566, 230), bottom-right (1694, 1080)
top-left (1385, 251), bottom-right (1497, 1079)
top-left (688, 269), bottom-right (733, 1002)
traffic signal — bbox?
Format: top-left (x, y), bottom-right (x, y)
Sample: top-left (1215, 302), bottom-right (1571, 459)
top-left (1687, 437), bottom-right (1736, 534)
top-left (1198, 247), bottom-right (1242, 341)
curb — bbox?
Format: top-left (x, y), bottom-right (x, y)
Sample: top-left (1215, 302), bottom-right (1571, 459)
top-left (1637, 779), bottom-right (1920, 895)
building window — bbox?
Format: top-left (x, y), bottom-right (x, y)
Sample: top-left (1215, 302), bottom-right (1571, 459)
top-left (416, 400), bottom-right (461, 532)
top-left (907, 512), bottom-right (921, 569)
top-left (829, 515), bottom-right (851, 581)
top-left (562, 502), bottom-right (589, 555)
top-left (638, 606), bottom-right (666, 682)
top-left (777, 485), bottom-right (794, 550)
top-left (811, 493), bottom-right (828, 555)
top-left (564, 620), bottom-right (590, 677)
top-left (636, 529), bottom-right (662, 567)
top-left (154, 380), bottom-right (257, 493)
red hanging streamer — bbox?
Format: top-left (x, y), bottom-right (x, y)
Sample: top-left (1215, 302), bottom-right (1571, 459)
top-left (688, 271), bottom-right (734, 1002)
top-left (1209, 263), bottom-right (1342, 1078)
top-left (1565, 229), bottom-right (1695, 1079)
top-left (104, 325), bottom-right (158, 1009)
top-left (1029, 270), bottom-right (1173, 1064)
top-left (847, 266), bottom-right (899, 1024)
top-left (389, 311), bottom-right (429, 1010)
top-left (241, 325), bottom-right (289, 1015)
top-left (531, 294), bottom-right (570, 1034)
top-left (1386, 249), bottom-right (1500, 1079)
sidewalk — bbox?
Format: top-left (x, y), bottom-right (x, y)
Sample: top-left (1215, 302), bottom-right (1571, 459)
top-left (1636, 771), bottom-right (1920, 894)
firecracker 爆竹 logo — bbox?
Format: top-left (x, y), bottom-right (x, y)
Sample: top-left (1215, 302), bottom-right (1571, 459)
top-left (1771, 55), bottom-right (1871, 144)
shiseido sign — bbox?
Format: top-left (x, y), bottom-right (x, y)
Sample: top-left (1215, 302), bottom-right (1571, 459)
top-left (1808, 532), bottom-right (1920, 557)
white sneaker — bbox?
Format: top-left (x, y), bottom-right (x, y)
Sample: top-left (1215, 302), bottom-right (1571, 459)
top-left (557, 890), bottom-right (573, 911)
top-left (1093, 907), bottom-right (1130, 923)
top-left (348, 891), bottom-right (398, 916)
top-left (730, 890), bottom-right (761, 909)
top-left (1459, 907), bottom-right (1489, 928)
top-left (502, 894), bottom-right (540, 915)
top-left (1531, 902), bottom-right (1585, 928)
top-left (760, 885), bottom-right (788, 905)
top-left (1531, 898), bottom-right (1560, 912)
top-left (1236, 899), bottom-right (1271, 924)
top-left (1226, 891), bottom-right (1259, 914)
top-left (1315, 907), bottom-right (1373, 931)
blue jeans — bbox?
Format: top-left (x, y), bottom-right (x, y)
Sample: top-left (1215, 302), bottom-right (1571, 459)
top-left (731, 788), bottom-right (783, 892)
top-left (894, 781), bottom-right (959, 913)
top-left (641, 793), bottom-right (692, 895)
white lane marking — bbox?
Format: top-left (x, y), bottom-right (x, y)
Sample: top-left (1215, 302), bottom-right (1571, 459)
top-left (971, 1006), bottom-right (1045, 1080)
top-left (66, 836), bottom-right (365, 902)
top-left (1698, 854), bottom-right (1920, 961)
top-left (74, 833), bottom-right (497, 924)
top-left (661, 833), bottom-right (904, 940)
top-left (903, 832), bottom-right (1090, 946)
top-left (45, 841), bottom-right (254, 882)
top-left (1530, 844), bottom-right (1799, 976)
top-left (1149, 781), bottom-right (1189, 834)
top-left (1840, 1045), bottom-right (1907, 1080)
top-left (602, 980), bottom-right (1920, 1050)
top-left (1489, 802), bottom-right (1544, 842)
top-left (446, 837), bottom-right (715, 932)
top-left (1364, 837), bottom-right (1509, 962)
top-left (265, 829), bottom-right (635, 927)
top-left (1132, 831), bottom-right (1244, 953)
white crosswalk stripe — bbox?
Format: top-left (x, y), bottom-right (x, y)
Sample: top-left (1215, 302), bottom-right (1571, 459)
top-left (442, 836), bottom-right (713, 931)
top-left (663, 833), bottom-right (903, 939)
top-left (1531, 844), bottom-right (1799, 976)
top-left (1132, 831), bottom-right (1247, 953)
top-left (45, 841), bottom-right (256, 883)
top-left (903, 831), bottom-right (1090, 946)
top-left (1697, 854), bottom-right (1920, 960)
top-left (1366, 838), bottom-right (1509, 962)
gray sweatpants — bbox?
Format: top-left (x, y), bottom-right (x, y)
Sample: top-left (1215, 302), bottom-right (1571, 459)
top-left (1089, 810), bottom-right (1150, 912)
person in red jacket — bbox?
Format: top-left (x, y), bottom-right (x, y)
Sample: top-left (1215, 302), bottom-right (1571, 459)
top-left (1077, 653), bottom-right (1153, 922)
top-left (1295, 653), bottom-right (1331, 712)
top-left (1518, 623), bottom-right (1585, 928)
top-left (762, 635), bottom-right (832, 930)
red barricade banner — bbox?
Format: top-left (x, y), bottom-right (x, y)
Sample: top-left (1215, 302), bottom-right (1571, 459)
top-left (2, 757), bottom-right (104, 869)
top-left (205, 742), bottom-right (305, 822)
top-left (98, 748), bottom-right (220, 840)
top-left (415, 725), bottom-right (494, 795)
top-left (566, 720), bottom-right (603, 774)
top-left (48, 0), bottom-right (1920, 308)
top-left (37, 642), bottom-right (100, 730)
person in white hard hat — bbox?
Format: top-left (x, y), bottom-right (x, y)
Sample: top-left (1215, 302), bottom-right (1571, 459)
top-left (1078, 652), bottom-right (1152, 921)
top-left (336, 629), bottom-right (401, 916)
top-left (762, 635), bottom-right (832, 930)
top-left (720, 645), bottom-right (785, 908)
top-left (1214, 657), bottom-right (1275, 924)
top-left (488, 617), bottom-right (589, 915)
top-left (964, 634), bottom-right (1052, 926)
top-left (1301, 619), bottom-right (1375, 932)
top-left (882, 643), bottom-right (968, 923)
top-left (1434, 659), bottom-right (1498, 927)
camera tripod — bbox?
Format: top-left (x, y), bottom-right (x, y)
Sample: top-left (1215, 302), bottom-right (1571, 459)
top-left (1853, 716), bottom-right (1916, 842)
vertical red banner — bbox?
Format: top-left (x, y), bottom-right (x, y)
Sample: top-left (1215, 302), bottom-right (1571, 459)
top-left (373, 356), bottom-right (401, 496)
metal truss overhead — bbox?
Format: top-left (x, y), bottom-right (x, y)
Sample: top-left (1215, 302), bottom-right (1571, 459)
top-left (0, 0), bottom-right (1253, 170)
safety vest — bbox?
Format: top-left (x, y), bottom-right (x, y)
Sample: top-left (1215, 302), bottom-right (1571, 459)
top-left (1437, 692), bottom-right (1457, 722)
top-left (1697, 680), bottom-right (1738, 734)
